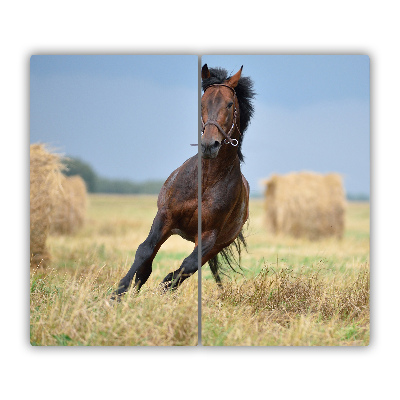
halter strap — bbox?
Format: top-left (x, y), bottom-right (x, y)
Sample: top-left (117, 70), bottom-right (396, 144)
top-left (201, 84), bottom-right (241, 146)
top-left (203, 83), bottom-right (236, 94)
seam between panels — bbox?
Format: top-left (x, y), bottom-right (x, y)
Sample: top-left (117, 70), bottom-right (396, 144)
top-left (197, 55), bottom-right (202, 346)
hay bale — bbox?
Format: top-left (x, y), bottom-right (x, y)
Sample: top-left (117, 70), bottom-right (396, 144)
top-left (30, 144), bottom-right (64, 267)
top-left (264, 171), bottom-right (346, 240)
top-left (50, 175), bottom-right (87, 235)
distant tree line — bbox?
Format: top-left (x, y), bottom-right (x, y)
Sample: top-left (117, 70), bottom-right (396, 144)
top-left (62, 157), bottom-right (370, 200)
top-left (62, 157), bottom-right (164, 194)
top-left (346, 193), bottom-right (370, 202)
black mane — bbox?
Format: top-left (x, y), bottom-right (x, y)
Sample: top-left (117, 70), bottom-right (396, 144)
top-left (201, 66), bottom-right (255, 162)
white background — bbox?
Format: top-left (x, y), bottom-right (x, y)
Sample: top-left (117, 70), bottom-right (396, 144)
top-left (2, 1), bottom-right (398, 398)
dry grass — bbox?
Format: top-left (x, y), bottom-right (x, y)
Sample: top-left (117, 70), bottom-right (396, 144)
top-left (216, 266), bottom-right (368, 320)
top-left (30, 194), bottom-right (369, 346)
top-left (30, 264), bottom-right (198, 346)
top-left (202, 199), bottom-right (370, 346)
top-left (30, 194), bottom-right (198, 346)
top-left (202, 266), bottom-right (369, 346)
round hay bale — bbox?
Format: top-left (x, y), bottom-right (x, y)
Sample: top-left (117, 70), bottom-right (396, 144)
top-left (264, 171), bottom-right (346, 240)
top-left (30, 144), bottom-right (64, 267)
top-left (50, 175), bottom-right (87, 235)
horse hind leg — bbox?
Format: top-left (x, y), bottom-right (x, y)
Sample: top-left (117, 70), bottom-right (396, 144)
top-left (205, 231), bottom-right (247, 288)
top-left (208, 256), bottom-right (223, 287)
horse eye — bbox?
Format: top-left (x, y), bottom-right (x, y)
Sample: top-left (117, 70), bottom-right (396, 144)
top-left (227, 102), bottom-right (233, 109)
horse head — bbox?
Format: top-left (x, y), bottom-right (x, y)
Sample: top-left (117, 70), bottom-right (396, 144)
top-left (200, 64), bottom-right (243, 159)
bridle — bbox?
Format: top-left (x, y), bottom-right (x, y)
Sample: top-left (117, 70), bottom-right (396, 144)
top-left (201, 84), bottom-right (241, 147)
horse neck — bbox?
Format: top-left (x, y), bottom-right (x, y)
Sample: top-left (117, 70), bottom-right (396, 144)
top-left (201, 138), bottom-right (241, 184)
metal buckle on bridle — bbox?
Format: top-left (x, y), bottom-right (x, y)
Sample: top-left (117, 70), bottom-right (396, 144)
top-left (224, 138), bottom-right (238, 146)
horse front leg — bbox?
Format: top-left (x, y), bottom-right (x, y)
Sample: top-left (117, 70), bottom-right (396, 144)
top-left (113, 211), bottom-right (171, 298)
top-left (161, 231), bottom-right (218, 291)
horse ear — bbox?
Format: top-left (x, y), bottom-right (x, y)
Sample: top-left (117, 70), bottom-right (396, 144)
top-left (201, 64), bottom-right (210, 80)
top-left (226, 65), bottom-right (243, 88)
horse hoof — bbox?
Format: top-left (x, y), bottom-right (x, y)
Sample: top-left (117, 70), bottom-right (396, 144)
top-left (159, 281), bottom-right (179, 294)
top-left (109, 292), bottom-right (122, 303)
top-left (112, 277), bottom-right (131, 299)
top-left (158, 282), bottom-right (169, 293)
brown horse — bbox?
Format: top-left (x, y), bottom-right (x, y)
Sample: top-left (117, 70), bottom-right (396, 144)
top-left (114, 64), bottom-right (254, 297)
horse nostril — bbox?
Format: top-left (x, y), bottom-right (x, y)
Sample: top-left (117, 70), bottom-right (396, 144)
top-left (213, 141), bottom-right (220, 148)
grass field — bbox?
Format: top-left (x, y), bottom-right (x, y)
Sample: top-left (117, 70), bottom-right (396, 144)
top-left (202, 198), bottom-right (369, 346)
top-left (30, 195), bottom-right (369, 346)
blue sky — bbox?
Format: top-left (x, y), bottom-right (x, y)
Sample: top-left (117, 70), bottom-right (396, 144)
top-left (30, 55), bottom-right (198, 183)
top-left (30, 55), bottom-right (369, 196)
top-left (203, 55), bottom-right (370, 196)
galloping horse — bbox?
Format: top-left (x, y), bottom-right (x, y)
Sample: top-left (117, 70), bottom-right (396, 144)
top-left (114, 64), bottom-right (254, 297)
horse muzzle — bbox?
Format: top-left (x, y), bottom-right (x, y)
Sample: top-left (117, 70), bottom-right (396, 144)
top-left (201, 140), bottom-right (221, 159)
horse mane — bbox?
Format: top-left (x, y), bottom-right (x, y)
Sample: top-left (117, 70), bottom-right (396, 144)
top-left (202, 67), bottom-right (255, 162)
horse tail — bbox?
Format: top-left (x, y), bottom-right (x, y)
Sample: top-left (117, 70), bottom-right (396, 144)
top-left (207, 230), bottom-right (247, 284)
